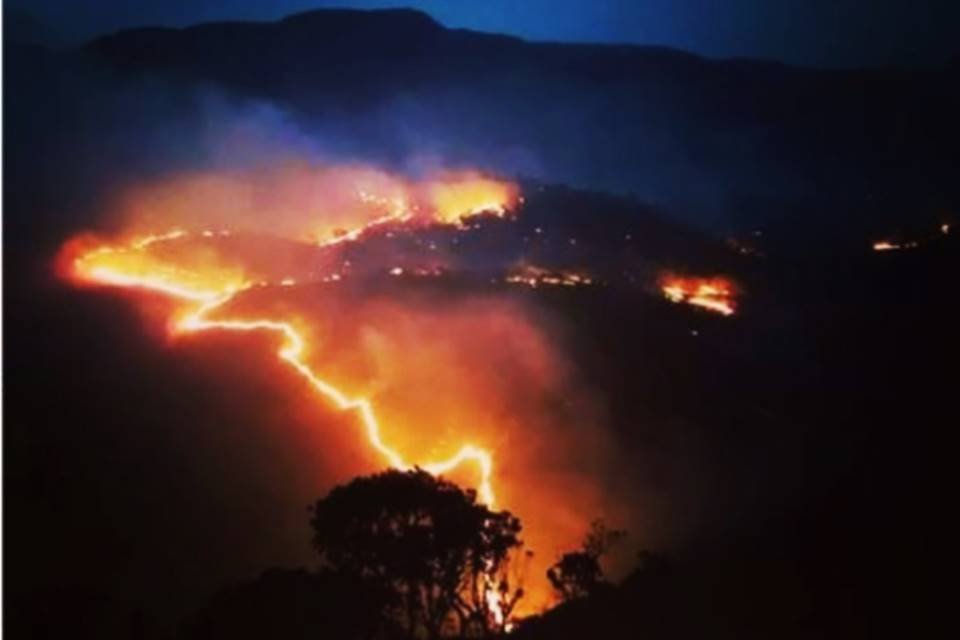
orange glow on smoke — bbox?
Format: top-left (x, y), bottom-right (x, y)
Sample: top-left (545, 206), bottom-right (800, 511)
top-left (423, 171), bottom-right (520, 225)
top-left (107, 163), bottom-right (519, 247)
top-left (872, 240), bottom-right (918, 252)
top-left (57, 166), bottom-right (639, 618)
top-left (660, 275), bottom-right (737, 316)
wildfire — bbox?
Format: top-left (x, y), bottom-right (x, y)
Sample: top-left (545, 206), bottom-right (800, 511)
top-left (314, 172), bottom-right (520, 246)
top-left (57, 168), bottom-right (633, 619)
top-left (108, 164), bottom-right (519, 249)
top-left (319, 209), bottom-right (413, 247)
top-left (65, 229), bottom-right (497, 506)
top-left (660, 276), bottom-right (737, 316)
top-left (425, 172), bottom-right (520, 226)
top-left (505, 265), bottom-right (593, 289)
top-left (872, 240), bottom-right (918, 252)
top-left (872, 222), bottom-right (954, 252)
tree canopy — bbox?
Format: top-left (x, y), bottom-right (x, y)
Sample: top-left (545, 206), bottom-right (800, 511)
top-left (547, 520), bottom-right (625, 601)
top-left (309, 469), bottom-right (525, 638)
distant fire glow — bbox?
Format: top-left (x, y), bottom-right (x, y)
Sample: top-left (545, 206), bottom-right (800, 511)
top-left (506, 265), bottom-right (593, 289)
top-left (871, 222), bottom-right (953, 252)
top-left (872, 240), bottom-right (918, 252)
top-left (660, 275), bottom-right (737, 316)
top-left (106, 164), bottom-right (520, 248)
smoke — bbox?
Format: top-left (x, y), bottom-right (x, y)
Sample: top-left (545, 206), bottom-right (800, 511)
top-left (12, 61), bottom-right (669, 616)
top-left (269, 287), bottom-right (632, 610)
top-left (58, 156), bottom-right (651, 610)
top-left (40, 80), bottom-right (652, 606)
top-left (103, 161), bottom-right (520, 244)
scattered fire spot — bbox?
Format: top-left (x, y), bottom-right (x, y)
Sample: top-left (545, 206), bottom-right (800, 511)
top-left (872, 240), bottom-right (918, 252)
top-left (660, 275), bottom-right (737, 316)
top-left (505, 265), bottom-right (593, 289)
top-left (872, 221), bottom-right (953, 253)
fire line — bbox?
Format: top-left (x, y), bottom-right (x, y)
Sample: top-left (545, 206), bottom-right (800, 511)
top-left (67, 228), bottom-right (497, 506)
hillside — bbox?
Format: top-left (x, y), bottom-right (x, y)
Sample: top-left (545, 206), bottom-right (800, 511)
top-left (78, 8), bottom-right (960, 234)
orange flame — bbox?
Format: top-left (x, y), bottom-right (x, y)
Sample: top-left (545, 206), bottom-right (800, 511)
top-left (872, 240), bottom-right (918, 251)
top-left (424, 172), bottom-right (520, 225)
top-left (58, 170), bottom-right (629, 619)
top-left (660, 275), bottom-right (737, 316)
top-left (106, 163), bottom-right (519, 248)
top-left (66, 230), bottom-right (497, 505)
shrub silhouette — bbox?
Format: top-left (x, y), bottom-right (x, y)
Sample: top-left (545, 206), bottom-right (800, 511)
top-left (309, 468), bottom-right (526, 638)
top-left (547, 520), bottom-right (625, 601)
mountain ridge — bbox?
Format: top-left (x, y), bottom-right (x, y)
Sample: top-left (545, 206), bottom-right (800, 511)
top-left (8, 7), bottom-right (958, 234)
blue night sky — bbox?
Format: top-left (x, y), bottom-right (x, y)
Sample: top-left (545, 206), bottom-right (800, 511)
top-left (11, 0), bottom-right (960, 68)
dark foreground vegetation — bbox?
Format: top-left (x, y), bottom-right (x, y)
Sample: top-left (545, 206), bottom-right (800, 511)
top-left (7, 469), bottom-right (865, 639)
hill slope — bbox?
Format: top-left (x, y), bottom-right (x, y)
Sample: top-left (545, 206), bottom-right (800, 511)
top-left (80, 8), bottom-right (959, 232)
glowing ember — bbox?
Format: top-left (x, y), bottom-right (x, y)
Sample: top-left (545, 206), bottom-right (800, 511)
top-left (872, 240), bottom-right (918, 252)
top-left (660, 275), bottom-right (737, 316)
top-left (505, 265), bottom-right (593, 289)
top-left (318, 210), bottom-right (412, 247)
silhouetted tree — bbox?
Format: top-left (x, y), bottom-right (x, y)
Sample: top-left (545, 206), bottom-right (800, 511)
top-left (309, 469), bottom-right (525, 638)
top-left (547, 520), bottom-right (625, 601)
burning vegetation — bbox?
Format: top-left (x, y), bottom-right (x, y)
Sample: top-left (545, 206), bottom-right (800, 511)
top-left (871, 221), bottom-right (952, 252)
top-left (64, 231), bottom-right (502, 506)
top-left (872, 240), bottom-right (919, 252)
top-left (505, 264), bottom-right (594, 289)
top-left (57, 164), bottom-right (616, 616)
top-left (660, 275), bottom-right (737, 316)
top-left (104, 163), bottom-right (520, 248)
top-left (57, 161), bottom-right (744, 621)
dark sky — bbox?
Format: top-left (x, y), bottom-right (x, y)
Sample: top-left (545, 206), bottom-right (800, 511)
top-left (10, 0), bottom-right (960, 67)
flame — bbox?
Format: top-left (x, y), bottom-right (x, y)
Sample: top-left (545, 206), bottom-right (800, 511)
top-left (872, 239), bottom-right (919, 251)
top-left (311, 172), bottom-right (518, 245)
top-left (506, 265), bottom-right (593, 289)
top-left (424, 172), bottom-right (520, 226)
top-left (310, 172), bottom-right (519, 246)
top-left (486, 578), bottom-right (508, 632)
top-left (57, 169), bottom-right (626, 618)
top-left (108, 163), bottom-right (519, 248)
top-left (66, 230), bottom-right (496, 506)
top-left (318, 208), bottom-right (412, 247)
top-left (660, 275), bottom-right (737, 316)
